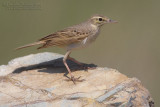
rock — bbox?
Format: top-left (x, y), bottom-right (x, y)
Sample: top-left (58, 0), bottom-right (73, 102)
top-left (0, 52), bottom-right (154, 107)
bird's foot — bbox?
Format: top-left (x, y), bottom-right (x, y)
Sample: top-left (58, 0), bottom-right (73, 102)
top-left (65, 76), bottom-right (85, 84)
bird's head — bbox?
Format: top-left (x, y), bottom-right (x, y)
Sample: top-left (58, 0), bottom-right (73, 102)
top-left (89, 14), bottom-right (117, 27)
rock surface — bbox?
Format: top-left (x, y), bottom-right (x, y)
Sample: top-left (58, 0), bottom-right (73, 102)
top-left (0, 52), bottom-right (154, 107)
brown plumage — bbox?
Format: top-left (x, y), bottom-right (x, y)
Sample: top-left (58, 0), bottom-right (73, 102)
top-left (16, 28), bottom-right (89, 50)
top-left (16, 15), bottom-right (117, 83)
top-left (15, 41), bottom-right (44, 50)
top-left (37, 29), bottom-right (89, 49)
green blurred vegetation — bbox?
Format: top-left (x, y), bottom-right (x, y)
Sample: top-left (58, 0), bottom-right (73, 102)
top-left (0, 0), bottom-right (160, 105)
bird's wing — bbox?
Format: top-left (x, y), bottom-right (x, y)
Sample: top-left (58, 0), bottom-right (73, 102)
top-left (37, 28), bottom-right (89, 49)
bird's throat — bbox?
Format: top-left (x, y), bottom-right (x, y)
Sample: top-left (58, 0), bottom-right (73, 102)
top-left (91, 24), bottom-right (98, 30)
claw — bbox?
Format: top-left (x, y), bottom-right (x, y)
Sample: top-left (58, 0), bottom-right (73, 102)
top-left (65, 76), bottom-right (85, 84)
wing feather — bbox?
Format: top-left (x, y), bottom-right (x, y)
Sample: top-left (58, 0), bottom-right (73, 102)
top-left (38, 28), bottom-right (89, 49)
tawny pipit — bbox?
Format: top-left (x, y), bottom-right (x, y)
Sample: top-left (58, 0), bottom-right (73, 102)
top-left (16, 15), bottom-right (117, 83)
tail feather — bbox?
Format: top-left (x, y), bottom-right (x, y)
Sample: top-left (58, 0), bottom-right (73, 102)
top-left (15, 41), bottom-right (44, 50)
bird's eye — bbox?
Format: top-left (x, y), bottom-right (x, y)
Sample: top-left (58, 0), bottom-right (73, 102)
top-left (99, 18), bottom-right (103, 21)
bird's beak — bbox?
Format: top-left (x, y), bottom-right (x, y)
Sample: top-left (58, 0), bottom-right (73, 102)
top-left (107, 19), bottom-right (118, 23)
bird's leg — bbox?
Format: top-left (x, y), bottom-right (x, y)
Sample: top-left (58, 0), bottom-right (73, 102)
top-left (63, 51), bottom-right (84, 84)
top-left (63, 51), bottom-right (72, 76)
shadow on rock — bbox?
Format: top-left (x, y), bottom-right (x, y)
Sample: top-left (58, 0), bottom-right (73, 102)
top-left (12, 57), bottom-right (97, 74)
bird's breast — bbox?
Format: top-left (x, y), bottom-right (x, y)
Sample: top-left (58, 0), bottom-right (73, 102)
top-left (66, 25), bottom-right (100, 51)
top-left (83, 28), bottom-right (100, 44)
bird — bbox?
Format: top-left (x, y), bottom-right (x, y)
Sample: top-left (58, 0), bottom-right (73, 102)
top-left (16, 14), bottom-right (117, 83)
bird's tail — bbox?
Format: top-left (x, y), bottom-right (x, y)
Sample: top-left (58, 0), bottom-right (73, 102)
top-left (15, 41), bottom-right (44, 50)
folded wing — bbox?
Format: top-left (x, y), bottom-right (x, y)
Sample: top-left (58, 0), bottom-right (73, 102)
top-left (37, 28), bottom-right (89, 49)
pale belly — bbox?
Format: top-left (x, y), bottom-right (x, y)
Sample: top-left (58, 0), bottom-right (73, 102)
top-left (66, 32), bottom-right (99, 51)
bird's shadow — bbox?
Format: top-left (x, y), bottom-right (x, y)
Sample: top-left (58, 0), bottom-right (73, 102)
top-left (12, 57), bottom-right (97, 77)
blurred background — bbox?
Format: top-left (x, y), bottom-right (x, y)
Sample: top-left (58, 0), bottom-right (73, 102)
top-left (0, 0), bottom-right (159, 105)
